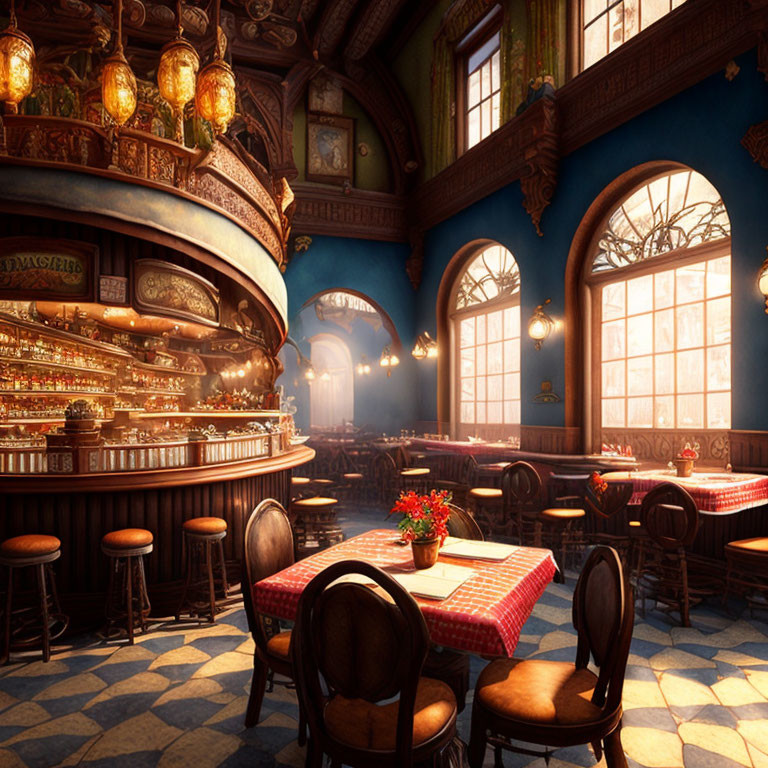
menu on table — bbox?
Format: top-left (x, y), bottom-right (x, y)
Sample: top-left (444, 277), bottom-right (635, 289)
top-left (440, 537), bottom-right (518, 561)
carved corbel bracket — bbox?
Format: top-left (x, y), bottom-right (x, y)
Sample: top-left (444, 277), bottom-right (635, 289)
top-left (518, 97), bottom-right (559, 236)
top-left (742, 119), bottom-right (768, 169)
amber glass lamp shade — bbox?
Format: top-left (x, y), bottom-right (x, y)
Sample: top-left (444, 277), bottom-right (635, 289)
top-left (0, 23), bottom-right (35, 111)
top-left (158, 37), bottom-right (199, 112)
top-left (195, 58), bottom-right (236, 134)
top-left (102, 51), bottom-right (137, 126)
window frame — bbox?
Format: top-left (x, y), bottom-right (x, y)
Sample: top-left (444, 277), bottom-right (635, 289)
top-left (455, 6), bottom-right (503, 156)
top-left (586, 236), bottom-right (731, 451)
top-left (449, 245), bottom-right (522, 442)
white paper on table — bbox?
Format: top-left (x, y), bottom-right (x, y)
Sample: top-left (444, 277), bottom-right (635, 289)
top-left (390, 572), bottom-right (464, 601)
top-left (440, 537), bottom-right (518, 561)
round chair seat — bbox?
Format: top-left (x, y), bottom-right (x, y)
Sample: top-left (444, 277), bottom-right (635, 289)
top-left (183, 517), bottom-right (228, 536)
top-left (726, 537), bottom-right (768, 554)
top-left (540, 508), bottom-right (586, 520)
top-left (292, 496), bottom-right (339, 508)
top-left (101, 528), bottom-right (154, 555)
top-left (400, 468), bottom-right (430, 477)
top-left (0, 534), bottom-right (60, 561)
top-left (468, 487), bottom-right (503, 500)
top-left (291, 476), bottom-right (312, 486)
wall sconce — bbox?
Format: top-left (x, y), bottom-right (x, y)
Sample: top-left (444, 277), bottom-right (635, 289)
top-left (319, 371), bottom-right (331, 382)
top-left (758, 250), bottom-right (768, 314)
top-left (304, 366), bottom-right (316, 381)
top-left (379, 345), bottom-right (399, 377)
top-left (528, 298), bottom-right (555, 350)
top-left (412, 332), bottom-right (438, 360)
top-left (356, 355), bottom-right (371, 375)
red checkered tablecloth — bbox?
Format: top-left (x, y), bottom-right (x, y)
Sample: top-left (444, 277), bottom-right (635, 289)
top-left (253, 529), bottom-right (556, 658)
top-left (602, 470), bottom-right (768, 515)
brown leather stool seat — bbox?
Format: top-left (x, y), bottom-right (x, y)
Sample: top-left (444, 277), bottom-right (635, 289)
top-left (182, 517), bottom-right (227, 537)
top-left (102, 529), bottom-right (153, 644)
top-left (312, 478), bottom-right (334, 487)
top-left (400, 467), bottom-right (430, 477)
top-left (101, 528), bottom-right (153, 555)
top-left (291, 476), bottom-right (312, 486)
top-left (292, 496), bottom-right (339, 509)
top-left (468, 488), bottom-right (503, 500)
top-left (176, 518), bottom-right (229, 624)
top-left (343, 473), bottom-right (364, 480)
top-left (724, 537), bottom-right (768, 612)
top-left (539, 508), bottom-right (586, 520)
top-left (1, 534), bottom-right (68, 664)
top-left (0, 535), bottom-right (61, 561)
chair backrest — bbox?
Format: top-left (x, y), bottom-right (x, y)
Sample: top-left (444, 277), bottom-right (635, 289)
top-left (639, 482), bottom-right (699, 549)
top-left (501, 461), bottom-right (541, 508)
top-left (371, 451), bottom-right (398, 490)
top-left (292, 560), bottom-right (430, 767)
top-left (585, 481), bottom-right (633, 521)
top-left (460, 454), bottom-right (479, 486)
top-left (445, 503), bottom-right (484, 541)
top-left (241, 499), bottom-right (294, 652)
top-left (572, 545), bottom-right (634, 715)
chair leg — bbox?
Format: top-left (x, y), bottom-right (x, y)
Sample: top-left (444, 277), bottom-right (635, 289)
top-left (244, 651), bottom-right (269, 728)
top-left (604, 723), bottom-right (628, 768)
top-left (297, 700), bottom-right (307, 747)
top-left (37, 563), bottom-right (51, 663)
top-left (680, 554), bottom-right (691, 628)
top-left (304, 738), bottom-right (323, 768)
top-left (467, 705), bottom-right (487, 768)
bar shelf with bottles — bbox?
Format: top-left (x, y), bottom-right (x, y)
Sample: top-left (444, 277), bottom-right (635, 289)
top-left (0, 306), bottom-right (295, 475)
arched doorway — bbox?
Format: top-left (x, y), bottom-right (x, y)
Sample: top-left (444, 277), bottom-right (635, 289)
top-left (309, 334), bottom-right (354, 429)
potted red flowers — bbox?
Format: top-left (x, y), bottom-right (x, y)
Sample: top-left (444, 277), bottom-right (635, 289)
top-left (673, 442), bottom-right (699, 478)
top-left (390, 490), bottom-right (452, 569)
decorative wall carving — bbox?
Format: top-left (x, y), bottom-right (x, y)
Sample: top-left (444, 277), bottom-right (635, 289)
top-left (520, 426), bottom-right (581, 455)
top-left (742, 120), bottom-right (768, 170)
top-left (600, 429), bottom-right (730, 464)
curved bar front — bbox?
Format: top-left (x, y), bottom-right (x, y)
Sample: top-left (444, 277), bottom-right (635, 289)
top-left (0, 446), bottom-right (314, 624)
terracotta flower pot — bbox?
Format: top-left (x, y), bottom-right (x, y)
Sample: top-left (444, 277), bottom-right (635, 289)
top-left (674, 457), bottom-right (694, 478)
top-left (411, 538), bottom-right (440, 569)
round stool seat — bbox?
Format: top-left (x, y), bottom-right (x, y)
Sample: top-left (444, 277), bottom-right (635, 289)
top-left (540, 508), bottom-right (586, 520)
top-left (293, 496), bottom-right (339, 508)
top-left (400, 467), bottom-right (430, 477)
top-left (628, 520), bottom-right (642, 528)
top-left (102, 528), bottom-right (154, 555)
top-left (183, 517), bottom-right (228, 536)
top-left (726, 537), bottom-right (768, 554)
top-left (0, 535), bottom-right (60, 561)
top-left (291, 476), bottom-right (312, 486)
top-left (312, 478), bottom-right (334, 486)
top-left (343, 473), bottom-right (364, 480)
top-left (468, 487), bottom-right (503, 500)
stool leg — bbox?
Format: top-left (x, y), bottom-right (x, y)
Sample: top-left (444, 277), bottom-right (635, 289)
top-left (206, 541), bottom-right (216, 623)
top-left (217, 539), bottom-right (228, 598)
top-left (126, 557), bottom-right (135, 645)
top-left (137, 556), bottom-right (150, 634)
top-left (2, 566), bottom-right (13, 665)
top-left (37, 563), bottom-right (50, 663)
top-left (176, 535), bottom-right (192, 621)
top-left (47, 564), bottom-right (63, 616)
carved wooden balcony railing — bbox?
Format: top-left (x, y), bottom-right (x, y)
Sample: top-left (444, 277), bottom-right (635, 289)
top-left (0, 115), bottom-right (288, 268)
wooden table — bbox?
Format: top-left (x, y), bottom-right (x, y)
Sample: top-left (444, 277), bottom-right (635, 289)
top-left (253, 529), bottom-right (556, 657)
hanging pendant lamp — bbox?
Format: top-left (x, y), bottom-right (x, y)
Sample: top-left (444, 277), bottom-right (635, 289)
top-left (102, 0), bottom-right (137, 127)
top-left (0, 0), bottom-right (35, 113)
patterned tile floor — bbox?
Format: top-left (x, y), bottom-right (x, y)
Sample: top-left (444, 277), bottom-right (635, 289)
top-left (0, 505), bottom-right (766, 767)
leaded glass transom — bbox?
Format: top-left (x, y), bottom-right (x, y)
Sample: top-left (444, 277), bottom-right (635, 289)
top-left (455, 245), bottom-right (520, 310)
top-left (591, 171), bottom-right (730, 273)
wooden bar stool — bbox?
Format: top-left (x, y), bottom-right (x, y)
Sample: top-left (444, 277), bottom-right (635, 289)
top-left (101, 528), bottom-right (153, 645)
top-left (399, 466), bottom-right (431, 494)
top-left (537, 507), bottom-right (586, 581)
top-left (1, 535), bottom-right (68, 663)
top-left (290, 476), bottom-right (313, 502)
top-left (724, 537), bottom-right (768, 614)
top-left (176, 517), bottom-right (228, 624)
top-left (291, 496), bottom-right (341, 558)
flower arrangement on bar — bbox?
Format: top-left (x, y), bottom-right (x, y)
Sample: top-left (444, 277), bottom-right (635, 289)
top-left (673, 442), bottom-right (699, 478)
top-left (390, 490), bottom-right (452, 569)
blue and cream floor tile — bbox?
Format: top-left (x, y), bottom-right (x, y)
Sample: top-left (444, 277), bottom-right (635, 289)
top-left (678, 722), bottom-right (751, 766)
top-left (622, 726), bottom-right (684, 767)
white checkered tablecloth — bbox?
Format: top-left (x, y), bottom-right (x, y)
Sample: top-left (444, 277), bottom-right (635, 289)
top-left (253, 529), bottom-right (556, 657)
top-left (601, 470), bottom-right (768, 515)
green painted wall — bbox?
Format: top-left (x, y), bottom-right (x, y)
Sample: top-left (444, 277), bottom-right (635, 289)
top-left (291, 91), bottom-right (391, 192)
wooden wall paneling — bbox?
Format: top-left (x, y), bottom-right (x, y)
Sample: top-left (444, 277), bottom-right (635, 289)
top-left (729, 430), bottom-right (768, 472)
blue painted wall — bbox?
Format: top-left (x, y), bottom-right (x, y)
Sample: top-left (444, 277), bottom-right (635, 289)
top-left (415, 48), bottom-right (768, 431)
top-left (280, 235), bottom-right (420, 434)
top-left (284, 49), bottom-right (768, 433)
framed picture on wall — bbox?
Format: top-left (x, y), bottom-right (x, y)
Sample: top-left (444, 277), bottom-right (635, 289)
top-left (306, 114), bottom-right (354, 185)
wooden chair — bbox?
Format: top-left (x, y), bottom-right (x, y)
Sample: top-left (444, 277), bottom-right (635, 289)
top-left (432, 454), bottom-right (478, 508)
top-left (241, 499), bottom-right (301, 733)
top-left (468, 546), bottom-right (634, 768)
top-left (292, 559), bottom-right (458, 768)
top-left (371, 451), bottom-right (399, 504)
top-left (584, 481), bottom-right (634, 568)
top-left (724, 537), bottom-right (768, 615)
top-left (634, 483), bottom-right (720, 627)
top-left (445, 502), bottom-right (484, 541)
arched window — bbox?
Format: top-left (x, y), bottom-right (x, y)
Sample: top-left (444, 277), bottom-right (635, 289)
top-left (451, 244), bottom-right (521, 441)
top-left (586, 169), bottom-right (731, 460)
top-left (309, 334), bottom-right (354, 429)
